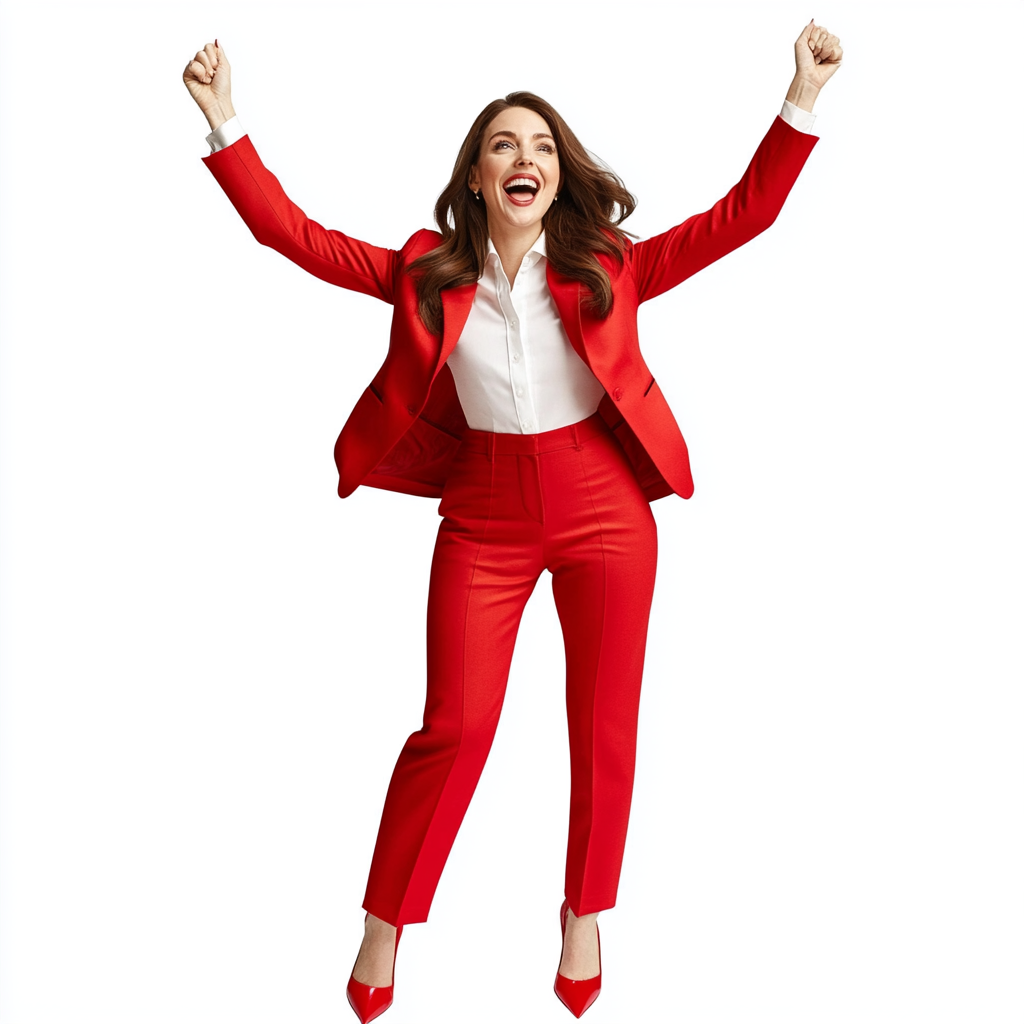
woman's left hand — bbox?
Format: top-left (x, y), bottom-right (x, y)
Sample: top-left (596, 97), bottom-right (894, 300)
top-left (794, 20), bottom-right (843, 89)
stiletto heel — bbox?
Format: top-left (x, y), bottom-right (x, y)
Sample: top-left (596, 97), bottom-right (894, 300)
top-left (554, 898), bottom-right (602, 1018)
top-left (346, 915), bottom-right (404, 1024)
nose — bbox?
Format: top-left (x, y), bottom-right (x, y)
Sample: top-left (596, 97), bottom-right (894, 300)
top-left (516, 152), bottom-right (533, 167)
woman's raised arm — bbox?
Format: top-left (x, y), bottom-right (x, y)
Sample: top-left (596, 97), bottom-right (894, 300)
top-left (184, 42), bottom-right (399, 304)
top-left (630, 21), bottom-right (841, 304)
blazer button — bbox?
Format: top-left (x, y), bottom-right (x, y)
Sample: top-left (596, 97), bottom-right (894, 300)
top-left (612, 387), bottom-right (624, 402)
top-left (406, 404), bottom-right (417, 416)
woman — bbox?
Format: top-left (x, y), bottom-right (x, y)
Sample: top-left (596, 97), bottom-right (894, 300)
top-left (183, 21), bottom-right (842, 1020)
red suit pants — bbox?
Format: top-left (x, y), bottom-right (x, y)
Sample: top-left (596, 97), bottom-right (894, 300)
top-left (361, 412), bottom-right (658, 925)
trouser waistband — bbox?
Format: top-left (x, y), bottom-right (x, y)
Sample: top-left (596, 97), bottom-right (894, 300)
top-left (458, 411), bottom-right (610, 456)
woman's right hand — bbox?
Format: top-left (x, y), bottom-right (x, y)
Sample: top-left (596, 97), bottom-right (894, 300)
top-left (183, 41), bottom-right (235, 131)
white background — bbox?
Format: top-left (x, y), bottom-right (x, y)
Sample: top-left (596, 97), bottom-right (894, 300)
top-left (1, 1), bottom-right (1021, 1022)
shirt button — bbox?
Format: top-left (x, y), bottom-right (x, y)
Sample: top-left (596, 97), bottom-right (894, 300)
top-left (512, 354), bottom-right (520, 362)
top-left (522, 421), bottom-right (531, 430)
top-left (510, 320), bottom-right (517, 328)
top-left (516, 387), bottom-right (523, 397)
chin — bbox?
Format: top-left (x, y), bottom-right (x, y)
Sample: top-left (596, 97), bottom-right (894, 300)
top-left (500, 211), bottom-right (542, 230)
top-left (516, 204), bottom-right (552, 225)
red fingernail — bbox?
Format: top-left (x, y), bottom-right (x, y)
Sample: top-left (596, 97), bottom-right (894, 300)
top-left (215, 38), bottom-right (219, 47)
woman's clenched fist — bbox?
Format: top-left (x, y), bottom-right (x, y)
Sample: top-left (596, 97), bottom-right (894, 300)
top-left (794, 21), bottom-right (843, 89)
top-left (183, 41), bottom-right (235, 131)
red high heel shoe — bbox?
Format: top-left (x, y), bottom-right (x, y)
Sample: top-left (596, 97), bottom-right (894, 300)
top-left (554, 898), bottom-right (602, 1018)
top-left (346, 915), bottom-right (404, 1024)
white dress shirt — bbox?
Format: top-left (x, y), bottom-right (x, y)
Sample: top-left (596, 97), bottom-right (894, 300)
top-left (446, 233), bottom-right (607, 432)
top-left (206, 101), bottom-right (818, 433)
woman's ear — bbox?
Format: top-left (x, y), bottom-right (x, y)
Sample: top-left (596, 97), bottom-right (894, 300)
top-left (468, 166), bottom-right (480, 193)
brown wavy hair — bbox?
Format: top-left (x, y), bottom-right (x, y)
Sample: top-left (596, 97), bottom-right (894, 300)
top-left (410, 91), bottom-right (637, 336)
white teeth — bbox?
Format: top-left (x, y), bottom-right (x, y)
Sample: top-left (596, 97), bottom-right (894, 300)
top-left (505, 177), bottom-right (538, 189)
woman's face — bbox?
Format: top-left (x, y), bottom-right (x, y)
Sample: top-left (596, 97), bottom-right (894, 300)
top-left (468, 106), bottom-right (561, 239)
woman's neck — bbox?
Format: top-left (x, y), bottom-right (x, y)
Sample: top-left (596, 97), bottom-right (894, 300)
top-left (488, 221), bottom-right (543, 286)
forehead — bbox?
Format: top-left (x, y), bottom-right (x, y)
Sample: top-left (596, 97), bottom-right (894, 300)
top-left (483, 106), bottom-right (554, 141)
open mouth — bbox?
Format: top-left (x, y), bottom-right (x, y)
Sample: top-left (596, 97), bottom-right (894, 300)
top-left (503, 175), bottom-right (540, 206)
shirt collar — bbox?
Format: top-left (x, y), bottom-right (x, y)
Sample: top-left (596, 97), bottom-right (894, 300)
top-left (486, 230), bottom-right (548, 261)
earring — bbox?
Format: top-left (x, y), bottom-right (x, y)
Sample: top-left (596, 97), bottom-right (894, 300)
top-left (473, 190), bottom-right (481, 200)
top-left (554, 193), bottom-right (559, 202)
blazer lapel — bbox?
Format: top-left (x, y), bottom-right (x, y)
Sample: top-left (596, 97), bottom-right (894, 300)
top-left (432, 282), bottom-right (478, 382)
top-left (430, 266), bottom-right (595, 383)
top-left (545, 264), bottom-right (591, 366)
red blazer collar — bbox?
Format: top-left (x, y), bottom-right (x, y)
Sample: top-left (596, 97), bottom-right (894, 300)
top-left (546, 263), bottom-right (588, 366)
top-left (435, 282), bottom-right (477, 379)
top-left (432, 263), bottom-right (589, 382)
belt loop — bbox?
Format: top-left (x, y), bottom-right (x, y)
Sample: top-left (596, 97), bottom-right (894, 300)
top-left (571, 423), bottom-right (582, 451)
top-left (487, 432), bottom-right (495, 462)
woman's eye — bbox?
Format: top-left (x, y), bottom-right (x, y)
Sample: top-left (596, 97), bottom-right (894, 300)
top-left (495, 140), bottom-right (513, 150)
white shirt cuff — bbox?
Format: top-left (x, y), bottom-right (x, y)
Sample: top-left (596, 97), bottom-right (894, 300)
top-left (780, 99), bottom-right (817, 134)
top-left (206, 116), bottom-right (245, 152)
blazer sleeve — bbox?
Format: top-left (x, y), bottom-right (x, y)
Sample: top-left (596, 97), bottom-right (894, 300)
top-left (630, 116), bottom-right (819, 304)
top-left (202, 135), bottom-right (398, 304)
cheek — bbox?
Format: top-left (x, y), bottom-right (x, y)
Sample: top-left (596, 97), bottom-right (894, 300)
top-left (475, 163), bottom-right (497, 191)
top-left (546, 160), bottom-right (561, 191)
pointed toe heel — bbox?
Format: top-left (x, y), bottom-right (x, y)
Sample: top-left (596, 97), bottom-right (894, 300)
top-left (346, 917), bottom-right (404, 1024)
top-left (553, 898), bottom-right (602, 1018)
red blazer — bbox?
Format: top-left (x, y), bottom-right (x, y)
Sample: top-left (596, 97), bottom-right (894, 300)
top-left (203, 115), bottom-right (817, 501)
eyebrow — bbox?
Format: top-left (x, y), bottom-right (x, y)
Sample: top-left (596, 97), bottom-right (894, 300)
top-left (488, 130), bottom-right (556, 144)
